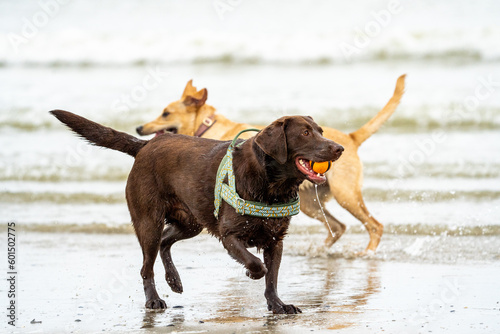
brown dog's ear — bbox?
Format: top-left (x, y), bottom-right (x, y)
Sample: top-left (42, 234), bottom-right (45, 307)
top-left (255, 119), bottom-right (288, 164)
top-left (182, 79), bottom-right (198, 99)
top-left (183, 88), bottom-right (208, 108)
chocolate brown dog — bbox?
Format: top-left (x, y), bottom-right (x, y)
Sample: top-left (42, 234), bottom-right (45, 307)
top-left (50, 110), bottom-right (343, 314)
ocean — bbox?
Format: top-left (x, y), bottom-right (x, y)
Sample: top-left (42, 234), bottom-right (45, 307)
top-left (1, 0), bottom-right (500, 263)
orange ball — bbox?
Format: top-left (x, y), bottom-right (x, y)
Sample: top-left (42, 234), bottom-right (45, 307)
top-left (310, 161), bottom-right (331, 174)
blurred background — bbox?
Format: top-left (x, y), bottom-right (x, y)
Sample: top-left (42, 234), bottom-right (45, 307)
top-left (1, 0), bottom-right (499, 262)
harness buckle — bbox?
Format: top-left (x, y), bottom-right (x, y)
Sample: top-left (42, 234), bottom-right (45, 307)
top-left (236, 198), bottom-right (246, 215)
top-left (203, 117), bottom-right (214, 127)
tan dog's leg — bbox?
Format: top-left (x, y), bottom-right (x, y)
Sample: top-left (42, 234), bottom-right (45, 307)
top-left (299, 183), bottom-right (346, 247)
top-left (346, 198), bottom-right (383, 253)
top-left (332, 187), bottom-right (383, 254)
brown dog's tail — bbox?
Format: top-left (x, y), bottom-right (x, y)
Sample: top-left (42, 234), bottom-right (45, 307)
top-left (50, 109), bottom-right (147, 157)
top-left (349, 74), bottom-right (406, 146)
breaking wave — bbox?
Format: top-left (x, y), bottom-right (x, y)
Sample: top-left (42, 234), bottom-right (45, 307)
top-left (2, 105), bottom-right (500, 133)
top-left (1, 222), bottom-right (498, 237)
top-left (2, 30), bottom-right (500, 68)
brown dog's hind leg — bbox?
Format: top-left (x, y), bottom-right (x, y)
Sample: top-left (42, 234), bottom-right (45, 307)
top-left (300, 184), bottom-right (346, 247)
top-left (160, 218), bottom-right (202, 294)
top-left (127, 170), bottom-right (168, 309)
top-left (135, 218), bottom-right (167, 309)
top-left (264, 241), bottom-right (301, 314)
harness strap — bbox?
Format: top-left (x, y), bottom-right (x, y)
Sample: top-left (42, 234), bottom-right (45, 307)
top-left (214, 129), bottom-right (300, 219)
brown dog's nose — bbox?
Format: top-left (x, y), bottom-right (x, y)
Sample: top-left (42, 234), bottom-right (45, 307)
top-left (136, 125), bottom-right (143, 135)
top-left (332, 144), bottom-right (344, 158)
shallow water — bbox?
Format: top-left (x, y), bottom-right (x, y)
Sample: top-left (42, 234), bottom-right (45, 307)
top-left (2, 232), bottom-right (498, 334)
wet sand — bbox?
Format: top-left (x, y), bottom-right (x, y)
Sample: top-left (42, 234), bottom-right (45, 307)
top-left (2, 231), bottom-right (499, 333)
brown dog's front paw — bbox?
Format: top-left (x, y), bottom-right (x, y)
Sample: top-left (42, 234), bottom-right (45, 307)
top-left (269, 303), bottom-right (302, 314)
top-left (145, 298), bottom-right (167, 310)
top-left (245, 266), bottom-right (267, 280)
top-left (166, 275), bottom-right (183, 294)
top-left (245, 261), bottom-right (267, 280)
top-left (283, 304), bottom-right (302, 314)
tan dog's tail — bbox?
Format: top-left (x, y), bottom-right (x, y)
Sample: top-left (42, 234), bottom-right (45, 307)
top-left (50, 109), bottom-right (147, 157)
top-left (349, 74), bottom-right (406, 146)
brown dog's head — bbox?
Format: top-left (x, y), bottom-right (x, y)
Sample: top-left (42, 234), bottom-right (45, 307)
top-left (136, 80), bottom-right (210, 136)
top-left (254, 116), bottom-right (343, 184)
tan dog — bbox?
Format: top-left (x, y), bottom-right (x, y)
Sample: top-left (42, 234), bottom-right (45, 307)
top-left (136, 75), bottom-right (406, 253)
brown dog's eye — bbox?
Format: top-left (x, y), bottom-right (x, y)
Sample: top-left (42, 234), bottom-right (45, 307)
top-left (162, 111), bottom-right (170, 117)
top-left (302, 130), bottom-right (309, 136)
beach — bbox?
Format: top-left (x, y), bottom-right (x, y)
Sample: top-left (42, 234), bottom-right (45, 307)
top-left (1, 0), bottom-right (500, 332)
top-left (1, 230), bottom-right (498, 333)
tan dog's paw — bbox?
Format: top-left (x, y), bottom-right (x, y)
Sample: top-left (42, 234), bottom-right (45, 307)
top-left (355, 249), bottom-right (376, 258)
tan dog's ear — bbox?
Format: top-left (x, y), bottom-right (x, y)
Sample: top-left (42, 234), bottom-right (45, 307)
top-left (183, 88), bottom-right (208, 108)
top-left (193, 87), bottom-right (207, 100)
top-left (255, 119), bottom-right (288, 164)
top-left (182, 79), bottom-right (198, 99)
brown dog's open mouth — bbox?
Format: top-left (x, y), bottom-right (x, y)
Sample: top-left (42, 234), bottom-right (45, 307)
top-left (295, 157), bottom-right (327, 184)
top-left (155, 127), bottom-right (178, 137)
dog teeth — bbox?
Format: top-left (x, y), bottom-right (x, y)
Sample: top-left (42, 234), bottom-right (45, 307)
top-left (299, 158), bottom-right (317, 174)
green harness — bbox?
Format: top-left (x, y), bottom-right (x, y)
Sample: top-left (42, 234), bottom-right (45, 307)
top-left (214, 129), bottom-right (300, 219)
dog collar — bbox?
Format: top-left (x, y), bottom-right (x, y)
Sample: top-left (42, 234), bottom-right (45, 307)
top-left (214, 129), bottom-right (300, 219)
top-left (194, 115), bottom-right (216, 137)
